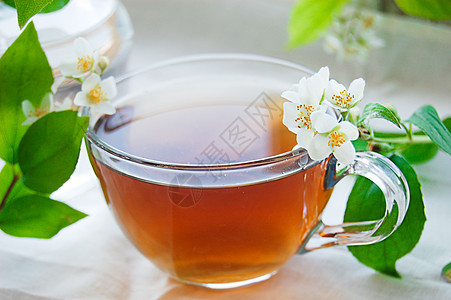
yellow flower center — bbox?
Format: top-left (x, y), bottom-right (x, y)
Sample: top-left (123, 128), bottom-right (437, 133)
top-left (88, 86), bottom-right (107, 104)
top-left (77, 55), bottom-right (94, 71)
top-left (332, 89), bottom-right (354, 108)
top-left (28, 107), bottom-right (47, 118)
top-left (363, 16), bottom-right (375, 29)
top-left (328, 131), bottom-right (345, 150)
top-left (295, 104), bottom-right (315, 129)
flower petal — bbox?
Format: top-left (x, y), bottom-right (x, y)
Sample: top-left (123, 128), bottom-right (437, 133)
top-left (74, 92), bottom-right (92, 106)
top-left (71, 70), bottom-right (90, 79)
top-left (82, 74), bottom-right (101, 92)
top-left (305, 67), bottom-right (329, 106)
top-left (296, 127), bottom-right (314, 149)
top-left (22, 116), bottom-right (37, 126)
top-left (317, 67), bottom-right (330, 82)
top-left (338, 121), bottom-right (359, 140)
top-left (325, 79), bottom-right (346, 105)
top-left (333, 140), bottom-right (356, 165)
top-left (348, 78), bottom-right (365, 103)
top-left (74, 37), bottom-right (93, 57)
top-left (281, 90), bottom-right (300, 103)
top-left (308, 133), bottom-right (331, 161)
top-left (93, 101), bottom-right (116, 115)
top-left (100, 76), bottom-right (117, 99)
top-left (296, 77), bottom-right (309, 102)
top-left (283, 102), bottom-right (301, 133)
top-left (40, 93), bottom-right (54, 112)
top-left (316, 67), bottom-right (330, 91)
top-left (22, 100), bottom-right (35, 116)
top-left (311, 110), bottom-right (338, 133)
top-left (91, 50), bottom-right (100, 68)
top-left (59, 60), bottom-right (79, 77)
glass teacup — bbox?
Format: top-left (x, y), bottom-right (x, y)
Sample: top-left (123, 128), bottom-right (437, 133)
top-left (85, 54), bottom-right (409, 289)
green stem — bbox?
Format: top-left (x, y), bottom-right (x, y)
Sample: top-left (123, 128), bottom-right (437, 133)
top-left (0, 174), bottom-right (19, 212)
top-left (342, 110), bottom-right (350, 122)
top-left (399, 122), bottom-right (413, 141)
top-left (372, 134), bottom-right (432, 145)
top-left (74, 77), bottom-right (84, 84)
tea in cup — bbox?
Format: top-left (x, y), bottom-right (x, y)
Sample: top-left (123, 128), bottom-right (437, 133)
top-left (85, 55), bottom-right (409, 289)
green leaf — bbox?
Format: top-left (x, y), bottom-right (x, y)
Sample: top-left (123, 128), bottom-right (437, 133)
top-left (0, 194), bottom-right (87, 238)
top-left (359, 103), bottom-right (402, 128)
top-left (344, 154), bottom-right (426, 277)
top-left (0, 163), bottom-right (35, 211)
top-left (6, 0), bottom-right (53, 28)
top-left (394, 0), bottom-right (451, 21)
top-left (406, 105), bottom-right (451, 155)
top-left (40, 0), bottom-right (70, 13)
top-left (401, 117), bottom-right (451, 164)
top-left (442, 262), bottom-right (451, 283)
top-left (400, 143), bottom-right (439, 164)
top-left (18, 111), bottom-right (89, 194)
top-left (3, 0), bottom-right (71, 13)
top-left (352, 139), bottom-right (369, 152)
top-left (3, 0), bottom-right (70, 28)
top-left (443, 117), bottom-right (451, 132)
top-left (0, 22), bottom-right (53, 164)
top-left (287, 0), bottom-right (350, 48)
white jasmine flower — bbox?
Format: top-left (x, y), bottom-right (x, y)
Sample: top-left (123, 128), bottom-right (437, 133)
top-left (308, 111), bottom-right (359, 165)
top-left (74, 74), bottom-right (116, 114)
top-left (59, 37), bottom-right (99, 78)
top-left (282, 67), bottom-right (329, 148)
top-left (22, 93), bottom-right (54, 125)
top-left (323, 9), bottom-right (384, 62)
top-left (325, 78), bottom-right (365, 111)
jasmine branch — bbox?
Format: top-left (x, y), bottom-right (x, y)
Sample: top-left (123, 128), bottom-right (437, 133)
top-left (371, 134), bottom-right (432, 145)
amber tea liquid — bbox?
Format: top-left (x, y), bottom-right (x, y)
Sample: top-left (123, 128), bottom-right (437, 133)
top-left (89, 79), bottom-right (333, 284)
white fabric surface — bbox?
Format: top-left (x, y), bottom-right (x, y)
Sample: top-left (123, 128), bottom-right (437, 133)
top-left (1, 0), bottom-right (451, 299)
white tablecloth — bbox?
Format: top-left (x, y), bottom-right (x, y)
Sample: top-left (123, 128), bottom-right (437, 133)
top-left (1, 1), bottom-right (451, 299)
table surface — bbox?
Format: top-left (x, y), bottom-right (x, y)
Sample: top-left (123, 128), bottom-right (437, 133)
top-left (1, 1), bottom-right (451, 299)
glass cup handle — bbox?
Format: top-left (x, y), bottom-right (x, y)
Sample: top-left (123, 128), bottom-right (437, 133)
top-left (302, 151), bottom-right (410, 252)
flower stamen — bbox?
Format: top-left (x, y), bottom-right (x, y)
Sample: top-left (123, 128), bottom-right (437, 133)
top-left (332, 90), bottom-right (354, 108)
top-left (328, 131), bottom-right (345, 151)
top-left (77, 55), bottom-right (94, 72)
top-left (88, 86), bottom-right (106, 104)
top-left (30, 108), bottom-right (47, 118)
top-left (295, 104), bottom-right (315, 129)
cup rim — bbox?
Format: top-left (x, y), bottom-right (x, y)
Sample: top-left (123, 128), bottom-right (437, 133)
top-left (85, 53), bottom-right (314, 170)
